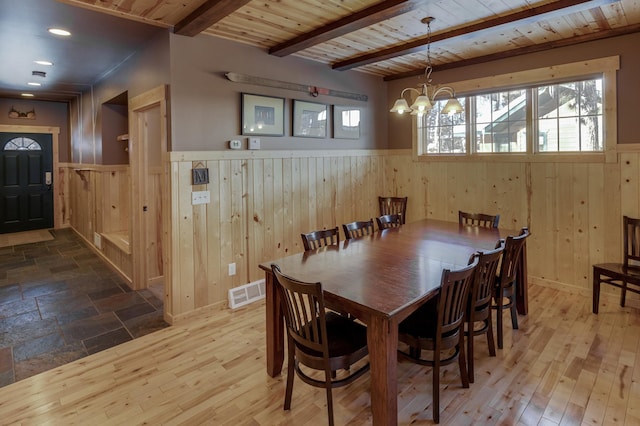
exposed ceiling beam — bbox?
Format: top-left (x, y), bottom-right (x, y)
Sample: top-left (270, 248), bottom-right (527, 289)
top-left (334, 0), bottom-right (618, 71)
top-left (383, 23), bottom-right (640, 81)
top-left (56, 0), bottom-right (171, 28)
top-left (269, 0), bottom-right (427, 57)
top-left (175, 0), bottom-right (252, 37)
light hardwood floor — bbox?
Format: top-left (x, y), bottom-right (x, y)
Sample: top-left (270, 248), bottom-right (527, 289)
top-left (0, 280), bottom-right (638, 425)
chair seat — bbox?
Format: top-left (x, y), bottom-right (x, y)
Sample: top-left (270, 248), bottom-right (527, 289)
top-left (466, 299), bottom-right (491, 334)
top-left (593, 263), bottom-right (640, 281)
top-left (298, 312), bottom-right (369, 360)
top-left (398, 300), bottom-right (437, 337)
top-left (593, 262), bottom-right (640, 313)
top-left (398, 310), bottom-right (461, 362)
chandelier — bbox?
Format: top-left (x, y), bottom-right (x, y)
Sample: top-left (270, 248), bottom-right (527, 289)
top-left (389, 17), bottom-right (463, 117)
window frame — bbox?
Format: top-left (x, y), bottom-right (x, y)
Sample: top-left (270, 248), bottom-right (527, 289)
top-left (412, 56), bottom-right (619, 163)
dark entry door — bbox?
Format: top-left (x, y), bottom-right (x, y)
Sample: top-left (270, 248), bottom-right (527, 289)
top-left (0, 133), bottom-right (53, 234)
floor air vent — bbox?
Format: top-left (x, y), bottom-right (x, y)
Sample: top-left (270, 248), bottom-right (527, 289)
top-left (228, 279), bottom-right (266, 309)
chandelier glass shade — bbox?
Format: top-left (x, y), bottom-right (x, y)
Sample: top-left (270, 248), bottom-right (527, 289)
top-left (390, 17), bottom-right (463, 117)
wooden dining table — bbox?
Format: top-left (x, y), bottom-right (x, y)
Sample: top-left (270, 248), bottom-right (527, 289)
top-left (259, 218), bottom-right (528, 425)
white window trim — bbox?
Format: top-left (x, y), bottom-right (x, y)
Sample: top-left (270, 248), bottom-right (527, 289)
top-left (412, 56), bottom-right (619, 163)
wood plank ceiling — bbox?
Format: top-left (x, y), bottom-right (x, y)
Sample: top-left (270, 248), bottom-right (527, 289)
top-left (58, 0), bottom-right (640, 80)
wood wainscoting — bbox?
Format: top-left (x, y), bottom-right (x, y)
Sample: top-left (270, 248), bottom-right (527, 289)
top-left (59, 148), bottom-right (640, 320)
top-left (59, 163), bottom-right (132, 283)
top-left (166, 149), bottom-right (639, 320)
top-left (167, 150), bottom-right (386, 319)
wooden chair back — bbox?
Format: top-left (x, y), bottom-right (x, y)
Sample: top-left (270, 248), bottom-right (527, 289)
top-left (376, 214), bottom-right (402, 230)
top-left (301, 227), bottom-right (339, 251)
top-left (272, 264), bottom-right (328, 358)
top-left (470, 243), bottom-right (505, 317)
top-left (438, 263), bottom-right (477, 341)
top-left (378, 196), bottom-right (408, 224)
top-left (458, 210), bottom-right (500, 228)
top-left (342, 219), bottom-right (375, 240)
top-left (623, 216), bottom-right (640, 267)
top-left (498, 228), bottom-right (529, 287)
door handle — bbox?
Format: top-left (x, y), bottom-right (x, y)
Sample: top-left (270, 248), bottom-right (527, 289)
top-left (45, 171), bottom-right (52, 185)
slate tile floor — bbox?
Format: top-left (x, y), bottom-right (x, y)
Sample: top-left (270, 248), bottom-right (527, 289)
top-left (0, 228), bottom-right (168, 387)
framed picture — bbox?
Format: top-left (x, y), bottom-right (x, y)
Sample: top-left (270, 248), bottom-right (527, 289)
top-left (333, 105), bottom-right (361, 139)
top-left (241, 93), bottom-right (284, 136)
top-left (293, 100), bottom-right (327, 138)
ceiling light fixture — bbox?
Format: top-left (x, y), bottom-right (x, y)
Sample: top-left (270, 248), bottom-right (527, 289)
top-left (389, 17), bottom-right (463, 117)
top-left (48, 28), bottom-right (71, 37)
top-left (34, 60), bottom-right (53, 66)
top-left (21, 93), bottom-right (35, 97)
top-left (27, 82), bottom-right (41, 86)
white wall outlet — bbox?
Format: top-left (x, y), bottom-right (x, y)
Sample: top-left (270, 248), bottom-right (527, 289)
top-left (229, 139), bottom-right (242, 149)
top-left (228, 262), bottom-right (236, 276)
top-left (191, 190), bottom-right (211, 205)
top-left (248, 137), bottom-right (260, 150)
top-left (94, 232), bottom-right (102, 249)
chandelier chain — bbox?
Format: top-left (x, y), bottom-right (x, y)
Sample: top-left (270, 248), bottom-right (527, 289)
top-left (425, 19), bottom-right (433, 85)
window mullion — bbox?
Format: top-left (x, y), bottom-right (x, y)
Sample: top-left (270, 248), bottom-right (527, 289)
top-left (467, 97), bottom-right (474, 154)
top-left (528, 89), bottom-right (536, 154)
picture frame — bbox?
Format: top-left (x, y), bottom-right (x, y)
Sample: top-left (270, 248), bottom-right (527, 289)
top-left (333, 105), bottom-right (361, 139)
top-left (292, 100), bottom-right (327, 138)
top-left (241, 93), bottom-right (284, 136)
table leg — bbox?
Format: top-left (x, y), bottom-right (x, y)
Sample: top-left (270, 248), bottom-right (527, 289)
top-left (516, 241), bottom-right (528, 315)
top-left (592, 268), bottom-right (600, 314)
top-left (368, 315), bottom-right (398, 426)
top-left (265, 271), bottom-right (284, 377)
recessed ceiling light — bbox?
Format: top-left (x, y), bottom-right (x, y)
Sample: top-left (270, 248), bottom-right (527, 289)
top-left (27, 82), bottom-right (42, 86)
top-left (48, 28), bottom-right (71, 37)
top-left (21, 93), bottom-right (35, 97)
top-left (34, 60), bottom-right (53, 66)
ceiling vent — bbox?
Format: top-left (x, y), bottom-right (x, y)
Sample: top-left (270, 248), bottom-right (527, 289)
top-left (32, 70), bottom-right (46, 78)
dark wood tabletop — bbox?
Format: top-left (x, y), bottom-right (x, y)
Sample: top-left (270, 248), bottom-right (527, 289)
top-left (259, 218), bottom-right (527, 425)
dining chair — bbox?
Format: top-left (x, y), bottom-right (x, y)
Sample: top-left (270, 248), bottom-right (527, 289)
top-left (492, 227), bottom-right (529, 349)
top-left (342, 219), bottom-right (375, 240)
top-left (458, 210), bottom-right (500, 228)
top-left (378, 196), bottom-right (408, 224)
top-left (465, 242), bottom-right (504, 383)
top-left (271, 264), bottom-right (370, 426)
top-left (593, 216), bottom-right (640, 313)
top-left (300, 227), bottom-right (339, 251)
top-left (397, 258), bottom-right (478, 423)
top-left (376, 214), bottom-right (402, 230)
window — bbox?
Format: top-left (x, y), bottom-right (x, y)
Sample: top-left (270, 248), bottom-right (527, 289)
top-left (418, 99), bottom-right (466, 154)
top-left (3, 137), bottom-right (42, 151)
top-left (536, 80), bottom-right (602, 152)
top-left (414, 57), bottom-right (616, 161)
top-left (474, 89), bottom-right (528, 153)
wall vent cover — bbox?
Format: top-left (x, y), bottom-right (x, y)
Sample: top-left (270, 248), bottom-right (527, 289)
top-left (228, 279), bottom-right (265, 309)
